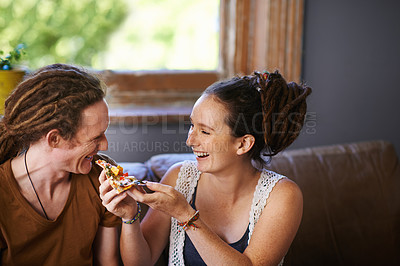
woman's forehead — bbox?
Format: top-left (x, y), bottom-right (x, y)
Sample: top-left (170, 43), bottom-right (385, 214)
top-left (191, 95), bottom-right (229, 130)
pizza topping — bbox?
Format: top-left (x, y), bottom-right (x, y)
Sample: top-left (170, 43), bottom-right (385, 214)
top-left (95, 159), bottom-right (138, 193)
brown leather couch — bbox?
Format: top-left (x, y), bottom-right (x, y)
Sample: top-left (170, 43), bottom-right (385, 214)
top-left (120, 140), bottom-right (400, 265)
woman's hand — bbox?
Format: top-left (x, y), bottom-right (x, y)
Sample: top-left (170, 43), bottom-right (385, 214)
top-left (127, 182), bottom-right (195, 223)
top-left (98, 170), bottom-right (138, 220)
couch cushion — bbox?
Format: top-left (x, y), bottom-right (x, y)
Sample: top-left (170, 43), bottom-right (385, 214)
top-left (145, 153), bottom-right (196, 181)
top-left (268, 140), bottom-right (400, 265)
top-left (141, 140), bottom-right (400, 265)
top-left (118, 162), bottom-right (149, 181)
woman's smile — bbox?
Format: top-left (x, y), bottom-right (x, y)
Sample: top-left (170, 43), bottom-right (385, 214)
top-left (193, 151), bottom-right (210, 158)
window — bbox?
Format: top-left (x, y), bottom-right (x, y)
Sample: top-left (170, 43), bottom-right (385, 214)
top-left (1, 0), bottom-right (305, 119)
top-left (0, 0), bottom-right (219, 71)
top-left (105, 0), bottom-right (304, 108)
top-left (96, 0), bottom-right (220, 71)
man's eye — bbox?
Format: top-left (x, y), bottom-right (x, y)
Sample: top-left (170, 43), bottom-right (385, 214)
top-left (201, 130), bottom-right (210, 135)
top-left (94, 133), bottom-right (105, 141)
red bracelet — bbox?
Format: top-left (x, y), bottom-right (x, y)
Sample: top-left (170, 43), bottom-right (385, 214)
top-left (178, 210), bottom-right (200, 232)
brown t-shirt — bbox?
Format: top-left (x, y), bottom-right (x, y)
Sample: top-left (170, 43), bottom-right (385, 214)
top-left (0, 154), bottom-right (121, 266)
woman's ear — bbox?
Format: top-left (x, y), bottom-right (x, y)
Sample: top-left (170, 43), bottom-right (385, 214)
top-left (236, 134), bottom-right (255, 155)
top-left (46, 129), bottom-right (61, 148)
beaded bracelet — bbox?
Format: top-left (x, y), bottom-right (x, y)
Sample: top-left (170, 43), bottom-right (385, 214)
top-left (177, 210), bottom-right (200, 232)
top-left (122, 202), bottom-right (141, 224)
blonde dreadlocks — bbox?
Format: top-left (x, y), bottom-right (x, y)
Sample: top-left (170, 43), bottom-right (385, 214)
top-left (0, 63), bottom-right (106, 165)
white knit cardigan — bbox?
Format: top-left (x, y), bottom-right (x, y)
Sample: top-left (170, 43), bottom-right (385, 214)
top-left (168, 160), bottom-right (285, 265)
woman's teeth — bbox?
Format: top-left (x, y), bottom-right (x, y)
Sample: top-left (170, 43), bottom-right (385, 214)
top-left (194, 151), bottom-right (209, 158)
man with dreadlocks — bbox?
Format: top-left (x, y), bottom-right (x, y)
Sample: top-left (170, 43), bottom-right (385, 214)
top-left (0, 64), bottom-right (121, 265)
top-left (99, 70), bottom-right (312, 265)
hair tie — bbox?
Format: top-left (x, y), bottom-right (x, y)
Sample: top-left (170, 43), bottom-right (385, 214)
top-left (254, 70), bottom-right (270, 92)
top-left (262, 70), bottom-right (269, 80)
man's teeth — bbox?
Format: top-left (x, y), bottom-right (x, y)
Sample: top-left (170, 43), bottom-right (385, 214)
top-left (194, 151), bottom-right (209, 157)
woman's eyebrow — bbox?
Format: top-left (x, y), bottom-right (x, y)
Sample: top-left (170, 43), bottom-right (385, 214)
top-left (198, 122), bottom-right (214, 131)
top-left (190, 116), bottom-right (215, 131)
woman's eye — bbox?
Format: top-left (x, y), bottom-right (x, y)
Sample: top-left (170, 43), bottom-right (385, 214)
top-left (201, 130), bottom-right (210, 135)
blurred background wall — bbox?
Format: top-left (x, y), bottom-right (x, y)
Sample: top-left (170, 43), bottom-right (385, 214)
top-left (291, 0), bottom-right (400, 154)
top-left (104, 0), bottom-right (400, 162)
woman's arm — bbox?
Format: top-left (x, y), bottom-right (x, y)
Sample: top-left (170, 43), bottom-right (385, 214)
top-left (119, 203), bottom-right (171, 265)
top-left (99, 170), bottom-right (152, 265)
top-left (243, 179), bottom-right (303, 265)
top-left (102, 164), bottom-right (302, 265)
top-left (93, 226), bottom-right (120, 266)
top-left (141, 178), bottom-right (302, 266)
top-left (122, 163), bottom-right (192, 265)
top-left (183, 178), bottom-right (303, 266)
top-left (99, 163), bottom-right (185, 265)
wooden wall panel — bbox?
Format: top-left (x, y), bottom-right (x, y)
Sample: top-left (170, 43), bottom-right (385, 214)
top-left (220, 0), bottom-right (304, 82)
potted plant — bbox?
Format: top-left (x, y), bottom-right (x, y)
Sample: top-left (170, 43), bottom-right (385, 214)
top-left (0, 43), bottom-right (27, 113)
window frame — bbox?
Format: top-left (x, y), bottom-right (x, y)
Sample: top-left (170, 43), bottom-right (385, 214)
top-left (103, 0), bottom-right (305, 122)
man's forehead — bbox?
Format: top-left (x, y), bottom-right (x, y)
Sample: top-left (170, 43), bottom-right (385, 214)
top-left (80, 110), bottom-right (108, 125)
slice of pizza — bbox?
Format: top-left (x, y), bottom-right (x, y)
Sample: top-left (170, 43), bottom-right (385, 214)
top-left (95, 159), bottom-right (139, 193)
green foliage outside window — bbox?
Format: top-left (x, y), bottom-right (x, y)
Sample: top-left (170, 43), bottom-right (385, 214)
top-left (0, 0), bottom-right (127, 69)
top-left (100, 0), bottom-right (219, 70)
top-left (0, 0), bottom-right (219, 71)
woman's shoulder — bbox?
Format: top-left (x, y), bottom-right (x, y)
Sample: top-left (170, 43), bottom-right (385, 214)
top-left (275, 178), bottom-right (302, 197)
top-left (260, 169), bottom-right (302, 202)
top-left (265, 173), bottom-right (302, 207)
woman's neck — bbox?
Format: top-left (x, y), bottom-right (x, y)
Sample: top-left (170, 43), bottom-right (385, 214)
top-left (201, 160), bottom-right (260, 202)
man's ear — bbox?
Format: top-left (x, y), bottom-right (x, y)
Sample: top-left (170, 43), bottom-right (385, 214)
top-left (46, 129), bottom-right (61, 148)
top-left (236, 134), bottom-right (255, 155)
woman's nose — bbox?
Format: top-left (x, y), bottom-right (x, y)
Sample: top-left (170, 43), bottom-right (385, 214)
top-left (186, 128), bottom-right (196, 147)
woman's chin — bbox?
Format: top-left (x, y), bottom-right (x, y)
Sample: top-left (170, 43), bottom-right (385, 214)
top-left (196, 160), bottom-right (209, 173)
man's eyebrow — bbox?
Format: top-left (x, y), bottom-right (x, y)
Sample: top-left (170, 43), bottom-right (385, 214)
top-left (92, 132), bottom-right (105, 141)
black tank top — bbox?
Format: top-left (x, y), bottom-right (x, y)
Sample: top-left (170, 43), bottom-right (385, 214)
top-left (183, 186), bottom-right (250, 265)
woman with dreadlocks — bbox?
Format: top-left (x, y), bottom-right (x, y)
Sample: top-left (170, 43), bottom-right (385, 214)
top-left (100, 70), bottom-right (312, 265)
top-left (0, 64), bottom-right (121, 265)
